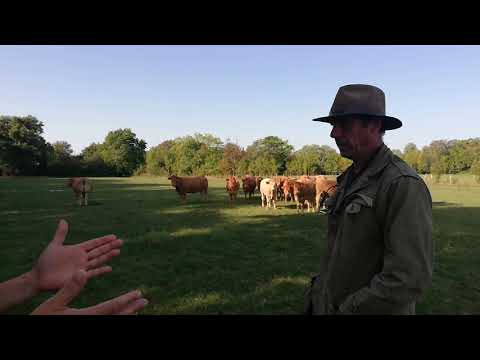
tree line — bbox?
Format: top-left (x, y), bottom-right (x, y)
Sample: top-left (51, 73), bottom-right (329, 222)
top-left (1, 115), bottom-right (479, 180)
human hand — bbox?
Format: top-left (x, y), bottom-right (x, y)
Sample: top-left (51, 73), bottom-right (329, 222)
top-left (30, 219), bottom-right (123, 293)
top-left (31, 270), bottom-right (149, 315)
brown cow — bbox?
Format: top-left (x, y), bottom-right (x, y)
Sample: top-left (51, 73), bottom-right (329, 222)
top-left (315, 177), bottom-right (337, 212)
top-left (255, 176), bottom-right (263, 192)
top-left (241, 175), bottom-right (256, 199)
top-left (293, 181), bottom-right (316, 213)
top-left (283, 178), bottom-right (297, 203)
top-left (168, 175), bottom-right (208, 201)
top-left (226, 176), bottom-right (240, 201)
top-left (272, 176), bottom-right (288, 202)
top-left (67, 177), bottom-right (93, 206)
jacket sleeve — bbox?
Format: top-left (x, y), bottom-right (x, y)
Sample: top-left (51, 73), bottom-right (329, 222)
top-left (338, 176), bottom-right (434, 314)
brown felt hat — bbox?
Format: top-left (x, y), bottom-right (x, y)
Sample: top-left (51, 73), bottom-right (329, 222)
top-left (312, 84), bottom-right (402, 130)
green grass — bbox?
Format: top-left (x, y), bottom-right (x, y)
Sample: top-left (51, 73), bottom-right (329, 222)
top-left (1, 176), bottom-right (479, 314)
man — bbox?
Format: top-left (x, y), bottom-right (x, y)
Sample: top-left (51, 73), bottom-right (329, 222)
top-left (0, 219), bottom-right (149, 315)
top-left (304, 84), bottom-right (433, 315)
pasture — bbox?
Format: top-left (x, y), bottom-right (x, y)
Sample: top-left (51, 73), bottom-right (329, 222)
top-left (1, 176), bottom-right (479, 314)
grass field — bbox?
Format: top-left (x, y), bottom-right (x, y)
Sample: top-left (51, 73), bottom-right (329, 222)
top-left (1, 175), bottom-right (479, 315)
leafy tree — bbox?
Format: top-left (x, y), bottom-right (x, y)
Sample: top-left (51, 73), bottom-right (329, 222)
top-left (219, 142), bottom-right (245, 176)
top-left (471, 160), bottom-right (480, 183)
top-left (145, 140), bottom-right (174, 175)
top-left (0, 115), bottom-right (49, 175)
top-left (101, 129), bottom-right (147, 176)
top-left (245, 136), bottom-right (293, 175)
top-left (51, 141), bottom-right (74, 161)
top-left (403, 143), bottom-right (421, 172)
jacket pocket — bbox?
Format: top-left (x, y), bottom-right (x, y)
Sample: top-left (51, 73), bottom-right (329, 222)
top-left (344, 193), bottom-right (374, 214)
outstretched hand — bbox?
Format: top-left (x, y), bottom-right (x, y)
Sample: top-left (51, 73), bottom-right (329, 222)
top-left (31, 270), bottom-right (148, 315)
top-left (30, 219), bottom-right (123, 292)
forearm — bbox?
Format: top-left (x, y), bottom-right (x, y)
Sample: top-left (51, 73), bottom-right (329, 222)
top-left (0, 271), bottom-right (39, 313)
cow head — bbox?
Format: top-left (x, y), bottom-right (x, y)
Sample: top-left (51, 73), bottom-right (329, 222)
top-left (168, 175), bottom-right (179, 187)
top-left (67, 178), bottom-right (74, 187)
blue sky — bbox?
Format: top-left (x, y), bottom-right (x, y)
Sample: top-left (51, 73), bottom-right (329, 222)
top-left (0, 45), bottom-right (478, 154)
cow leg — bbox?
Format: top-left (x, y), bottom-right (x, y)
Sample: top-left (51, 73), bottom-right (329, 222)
top-left (85, 193), bottom-right (88, 206)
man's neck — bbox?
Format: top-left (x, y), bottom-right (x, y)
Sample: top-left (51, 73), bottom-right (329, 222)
top-left (352, 143), bottom-right (383, 174)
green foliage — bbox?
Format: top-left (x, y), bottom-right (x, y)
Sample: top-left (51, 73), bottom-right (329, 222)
top-left (219, 143), bottom-right (245, 176)
top-left (1, 111), bottom-right (478, 179)
top-left (403, 142), bottom-right (421, 172)
top-left (145, 141), bottom-right (173, 176)
top-left (286, 145), bottom-right (346, 175)
top-left (246, 136), bottom-right (293, 175)
top-left (471, 160), bottom-right (480, 183)
top-left (51, 141), bottom-right (73, 161)
top-left (164, 134), bottom-right (223, 176)
top-left (101, 128), bottom-right (147, 176)
top-left (0, 115), bottom-right (49, 175)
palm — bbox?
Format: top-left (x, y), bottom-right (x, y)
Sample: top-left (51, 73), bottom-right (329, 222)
top-left (31, 220), bottom-right (123, 292)
top-left (35, 244), bottom-right (88, 290)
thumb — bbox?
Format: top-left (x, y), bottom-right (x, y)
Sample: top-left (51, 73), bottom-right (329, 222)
top-left (50, 270), bottom-right (88, 308)
top-left (52, 219), bottom-right (68, 245)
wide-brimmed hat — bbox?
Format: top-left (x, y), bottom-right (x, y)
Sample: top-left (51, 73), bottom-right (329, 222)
top-left (312, 84), bottom-right (402, 130)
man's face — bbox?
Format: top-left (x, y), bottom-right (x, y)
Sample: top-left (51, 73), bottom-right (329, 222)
top-left (329, 117), bottom-right (380, 160)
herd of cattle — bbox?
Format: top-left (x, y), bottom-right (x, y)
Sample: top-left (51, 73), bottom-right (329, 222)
top-left (66, 174), bottom-right (337, 213)
top-left (167, 174), bottom-right (337, 213)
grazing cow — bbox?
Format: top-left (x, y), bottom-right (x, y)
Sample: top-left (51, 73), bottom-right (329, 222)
top-left (293, 181), bottom-right (316, 213)
top-left (241, 175), bottom-right (257, 199)
top-left (67, 177), bottom-right (93, 206)
top-left (315, 177), bottom-right (337, 212)
top-left (226, 175), bottom-right (240, 201)
top-left (255, 176), bottom-right (263, 193)
top-left (260, 178), bottom-right (278, 209)
top-left (167, 175), bottom-right (208, 201)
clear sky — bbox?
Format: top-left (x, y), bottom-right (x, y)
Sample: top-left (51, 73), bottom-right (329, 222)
top-left (1, 45), bottom-right (478, 154)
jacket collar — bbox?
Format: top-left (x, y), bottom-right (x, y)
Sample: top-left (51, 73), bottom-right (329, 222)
top-left (336, 143), bottom-right (393, 202)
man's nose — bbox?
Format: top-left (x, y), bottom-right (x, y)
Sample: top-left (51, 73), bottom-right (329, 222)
top-left (330, 125), bottom-right (341, 139)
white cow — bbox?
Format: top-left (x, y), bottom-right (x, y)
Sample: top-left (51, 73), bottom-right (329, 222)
top-left (260, 178), bottom-right (278, 209)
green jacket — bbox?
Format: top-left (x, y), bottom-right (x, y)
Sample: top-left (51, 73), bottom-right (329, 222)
top-left (305, 144), bottom-right (433, 315)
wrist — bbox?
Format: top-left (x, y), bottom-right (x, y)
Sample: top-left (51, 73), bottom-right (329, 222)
top-left (23, 270), bottom-right (41, 298)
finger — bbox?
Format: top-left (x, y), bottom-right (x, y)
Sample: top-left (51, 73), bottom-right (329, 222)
top-left (52, 219), bottom-right (69, 245)
top-left (86, 266), bottom-right (112, 279)
top-left (117, 298), bottom-right (149, 315)
top-left (50, 270), bottom-right (88, 307)
top-left (86, 249), bottom-right (120, 269)
top-left (81, 235), bottom-right (118, 252)
top-left (85, 290), bottom-right (143, 315)
top-left (87, 239), bottom-right (123, 260)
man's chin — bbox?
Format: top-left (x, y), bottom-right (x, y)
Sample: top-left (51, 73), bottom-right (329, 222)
top-left (338, 149), bottom-right (353, 160)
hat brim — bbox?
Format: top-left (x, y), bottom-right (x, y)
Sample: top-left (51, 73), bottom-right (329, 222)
top-left (312, 113), bottom-right (402, 131)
